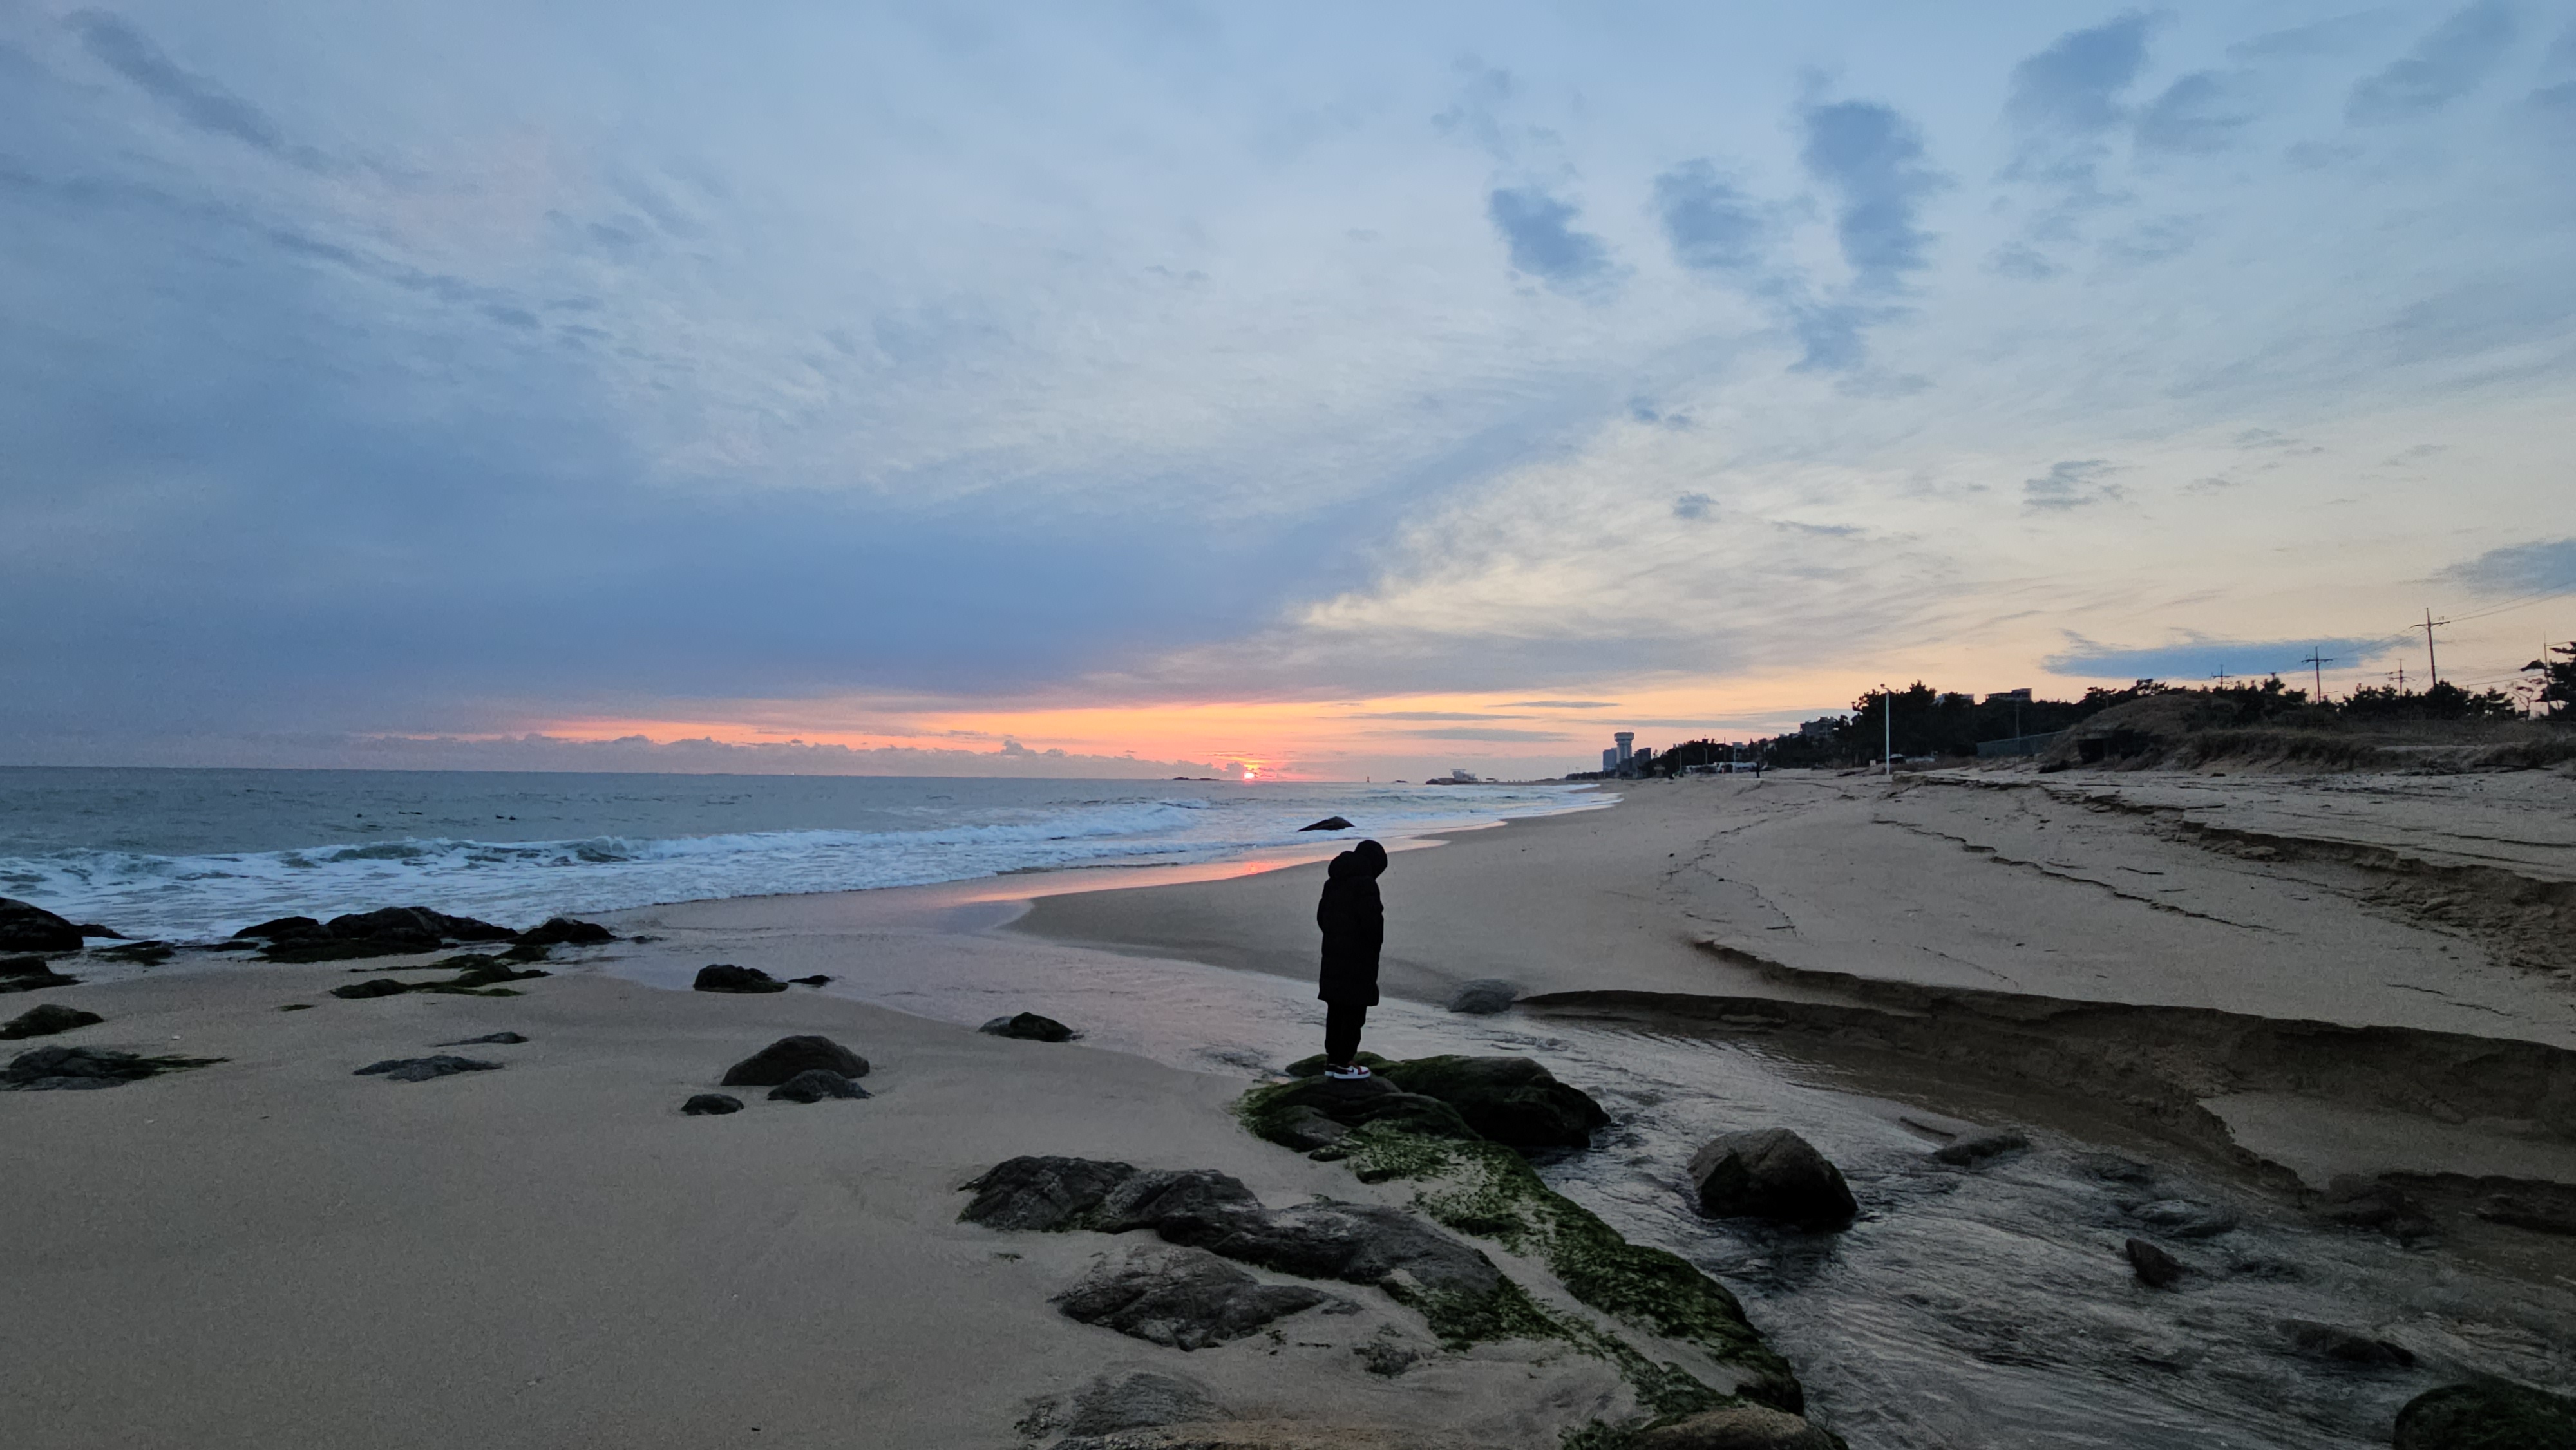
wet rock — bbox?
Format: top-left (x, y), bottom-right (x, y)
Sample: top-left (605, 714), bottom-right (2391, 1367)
top-left (681, 1093), bottom-right (744, 1115)
top-left (92, 940), bottom-right (175, 965)
top-left (981, 1011), bottom-right (1075, 1042)
top-left (2128, 1198), bottom-right (2238, 1239)
top-left (1634, 1404), bottom-right (1847, 1449)
top-left (2476, 1191), bottom-right (2576, 1237)
top-left (498, 941), bottom-right (552, 964)
top-left (5, 1045), bottom-right (218, 1089)
top-left (516, 916), bottom-right (614, 946)
top-left (960, 1156), bottom-right (1140, 1231)
top-left (2, 1003), bottom-right (104, 1039)
top-left (1298, 816), bottom-right (1356, 832)
top-left (1690, 1129), bottom-right (1858, 1230)
top-left (2279, 1318), bottom-right (2414, 1368)
top-left (436, 1031), bottom-right (528, 1046)
top-left (2394, 1380), bottom-right (2576, 1449)
top-left (692, 963), bottom-right (788, 994)
top-left (0, 898), bottom-right (84, 954)
top-left (73, 923), bottom-right (122, 938)
top-left (2124, 1238), bottom-right (2186, 1288)
top-left (1931, 1128), bottom-right (2029, 1167)
top-left (328, 907), bottom-right (516, 943)
top-left (1162, 1199), bottom-right (1503, 1300)
top-left (788, 975), bottom-right (833, 987)
top-left (1246, 1073), bottom-right (1481, 1147)
top-left (0, 957), bottom-right (79, 992)
top-left (1052, 1368), bottom-right (1222, 1438)
top-left (2316, 1175), bottom-right (2437, 1243)
top-left (1374, 1054), bottom-right (1610, 1149)
top-left (1444, 978), bottom-right (1520, 1015)
top-left (354, 1055), bottom-right (500, 1082)
top-left (328, 978), bottom-right (415, 1000)
top-left (233, 916), bottom-right (322, 940)
top-left (767, 1069), bottom-right (868, 1102)
top-left (1264, 1105), bottom-right (1350, 1152)
top-left (1091, 1169), bottom-right (1265, 1233)
top-left (430, 956), bottom-right (548, 991)
top-left (1, 954), bottom-right (57, 978)
top-left (1053, 1242), bottom-right (1334, 1349)
top-left (720, 1035), bottom-right (871, 1087)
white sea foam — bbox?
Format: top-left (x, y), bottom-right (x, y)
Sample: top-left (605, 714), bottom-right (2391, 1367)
top-left (0, 782), bottom-right (1602, 939)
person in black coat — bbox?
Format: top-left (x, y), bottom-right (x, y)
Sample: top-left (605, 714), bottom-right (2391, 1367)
top-left (1315, 838), bottom-right (1388, 1077)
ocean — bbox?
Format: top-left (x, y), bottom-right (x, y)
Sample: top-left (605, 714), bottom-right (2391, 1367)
top-left (0, 767), bottom-right (1602, 940)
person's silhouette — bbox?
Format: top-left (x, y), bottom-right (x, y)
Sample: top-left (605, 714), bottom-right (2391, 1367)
top-left (1314, 838), bottom-right (1387, 1079)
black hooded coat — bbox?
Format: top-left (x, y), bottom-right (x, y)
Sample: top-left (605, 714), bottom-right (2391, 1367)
top-left (1314, 839), bottom-right (1387, 1006)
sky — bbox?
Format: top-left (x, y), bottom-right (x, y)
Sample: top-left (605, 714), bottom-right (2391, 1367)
top-left (2, 1), bottom-right (2571, 780)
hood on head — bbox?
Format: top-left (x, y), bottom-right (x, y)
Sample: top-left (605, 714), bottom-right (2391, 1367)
top-left (1354, 839), bottom-right (1387, 878)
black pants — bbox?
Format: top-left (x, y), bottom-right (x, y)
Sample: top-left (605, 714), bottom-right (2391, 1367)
top-left (1325, 1002), bottom-right (1368, 1065)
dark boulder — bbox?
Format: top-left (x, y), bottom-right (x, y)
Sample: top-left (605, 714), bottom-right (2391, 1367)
top-left (1372, 1055), bottom-right (1609, 1149)
top-left (767, 1069), bottom-right (868, 1102)
top-left (1299, 816), bottom-right (1356, 832)
top-left (1932, 1128), bottom-right (2029, 1167)
top-left (1054, 1370), bottom-right (1222, 1438)
top-left (693, 963), bottom-right (788, 994)
top-left (2, 1003), bottom-right (104, 1039)
top-left (92, 941), bottom-right (174, 965)
top-left (1444, 978), bottom-right (1520, 1015)
top-left (5, 1045), bottom-right (216, 1090)
top-left (430, 956), bottom-right (549, 990)
top-left (328, 907), bottom-right (516, 943)
top-left (1262, 1104), bottom-right (1351, 1152)
top-left (436, 1031), bottom-right (528, 1046)
top-left (788, 975), bottom-right (833, 987)
top-left (2, 954), bottom-right (57, 979)
top-left (499, 941), bottom-right (552, 964)
top-left (720, 1035), bottom-right (871, 1086)
top-left (354, 1055), bottom-right (501, 1082)
top-left (1690, 1129), bottom-right (1858, 1230)
top-left (2394, 1380), bottom-right (2576, 1449)
top-left (1054, 1243), bottom-right (1335, 1350)
top-left (2125, 1238), bottom-right (2186, 1288)
top-left (516, 916), bottom-right (614, 946)
top-left (233, 916), bottom-right (323, 940)
top-left (1160, 1199), bottom-right (1504, 1300)
top-left (73, 923), bottom-right (122, 938)
top-left (960, 1156), bottom-right (1140, 1231)
top-left (980, 1011), bottom-right (1075, 1042)
top-left (681, 1093), bottom-right (744, 1116)
top-left (1634, 1404), bottom-right (1847, 1449)
top-left (0, 958), bottom-right (79, 993)
top-left (1092, 1169), bottom-right (1265, 1232)
top-left (328, 978), bottom-right (415, 999)
top-left (261, 936), bottom-right (430, 963)
top-left (2279, 1318), bottom-right (2414, 1368)
top-left (0, 898), bottom-right (84, 954)
top-left (1247, 1073), bottom-right (1481, 1147)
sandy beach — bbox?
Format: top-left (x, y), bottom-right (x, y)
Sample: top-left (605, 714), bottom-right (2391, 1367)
top-left (7, 767), bottom-right (2575, 1448)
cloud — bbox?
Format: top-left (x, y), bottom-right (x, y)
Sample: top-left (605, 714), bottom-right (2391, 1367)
top-left (2022, 459), bottom-right (2123, 511)
top-left (1486, 185), bottom-right (1615, 293)
top-left (1, 729), bottom-right (1224, 778)
top-left (1672, 492), bottom-right (1714, 520)
top-left (1799, 99), bottom-right (1944, 289)
top-left (2044, 634), bottom-right (2394, 681)
top-left (2440, 538), bottom-right (2576, 595)
top-left (1401, 726), bottom-right (1568, 742)
top-left (1348, 710), bottom-right (1530, 721)
top-left (2231, 14), bottom-right (2385, 62)
top-left (66, 11), bottom-right (331, 172)
top-left (2347, 1), bottom-right (2518, 124)
top-left (1501, 701), bottom-right (1619, 709)
top-left (1653, 160), bottom-right (1768, 276)
top-left (1987, 242), bottom-right (2061, 280)
top-left (2005, 12), bottom-right (2155, 138)
top-left (2137, 71), bottom-right (2259, 155)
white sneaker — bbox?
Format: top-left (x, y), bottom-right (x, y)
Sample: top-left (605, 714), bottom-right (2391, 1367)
top-left (1324, 1064), bottom-right (1371, 1080)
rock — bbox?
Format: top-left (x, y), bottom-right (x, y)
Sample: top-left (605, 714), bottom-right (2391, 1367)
top-left (1690, 1129), bottom-right (1858, 1230)
top-left (354, 1055), bottom-right (501, 1082)
top-left (1161, 1199), bottom-right (1504, 1300)
top-left (1298, 816), bottom-right (1356, 831)
top-left (328, 978), bottom-right (415, 999)
top-left (767, 1069), bottom-right (868, 1102)
top-left (1931, 1128), bottom-right (2029, 1166)
top-left (1245, 1074), bottom-right (1482, 1147)
top-left (73, 923), bottom-right (122, 938)
top-left (1356, 1330), bottom-right (1423, 1377)
top-left (1374, 1055), bottom-right (1610, 1149)
top-left (2128, 1198), bottom-right (2238, 1238)
top-left (0, 898), bottom-right (84, 954)
top-left (681, 1093), bottom-right (744, 1115)
top-left (327, 907), bottom-right (516, 943)
top-left (261, 936), bottom-right (432, 963)
top-left (91, 941), bottom-right (174, 965)
top-left (1264, 1104), bottom-right (1351, 1152)
top-left (2316, 1175), bottom-right (2437, 1242)
top-left (2124, 1238), bottom-right (2186, 1288)
top-left (516, 916), bottom-right (614, 946)
top-left (5, 1045), bottom-right (216, 1090)
top-left (498, 941), bottom-right (552, 963)
top-left (2279, 1318), bottom-right (2415, 1368)
top-left (431, 956), bottom-right (549, 990)
top-left (1053, 1243), bottom-right (1334, 1349)
top-left (720, 1035), bottom-right (871, 1087)
top-left (692, 963), bottom-right (788, 994)
top-left (980, 1011), bottom-right (1075, 1042)
top-left (1, 1003), bottom-right (104, 1039)
top-left (1444, 978), bottom-right (1520, 1015)
top-left (1054, 1369), bottom-right (1222, 1438)
top-left (436, 1031), bottom-right (528, 1046)
top-left (233, 916), bottom-right (322, 940)
top-left (1634, 1404), bottom-right (1847, 1449)
top-left (1091, 1169), bottom-right (1265, 1232)
top-left (960, 1156), bottom-right (1141, 1231)
top-left (0, 958), bottom-right (79, 992)
top-left (788, 975), bottom-right (833, 986)
top-left (2394, 1380), bottom-right (2576, 1449)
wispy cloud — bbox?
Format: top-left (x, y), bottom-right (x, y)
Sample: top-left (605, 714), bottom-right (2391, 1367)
top-left (1486, 185), bottom-right (1616, 294)
top-left (2045, 633), bottom-right (2395, 681)
top-left (2440, 538), bottom-right (2576, 595)
top-left (2023, 459), bottom-right (2123, 512)
top-left (2347, 1), bottom-right (2518, 124)
top-left (66, 11), bottom-right (334, 172)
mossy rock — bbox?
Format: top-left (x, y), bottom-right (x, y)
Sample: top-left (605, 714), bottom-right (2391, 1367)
top-left (1282, 1051), bottom-right (1609, 1149)
top-left (1240, 1074), bottom-right (1479, 1150)
top-left (2396, 1380), bottom-right (2576, 1449)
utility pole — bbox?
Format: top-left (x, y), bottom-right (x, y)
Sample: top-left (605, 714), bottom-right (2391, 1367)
top-left (1882, 684), bottom-right (1892, 777)
top-left (2420, 609), bottom-right (2449, 686)
top-left (2302, 647), bottom-right (2333, 701)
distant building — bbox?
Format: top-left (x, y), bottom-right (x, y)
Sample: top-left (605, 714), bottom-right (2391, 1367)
top-left (1984, 688), bottom-right (2032, 704)
top-left (1614, 731), bottom-right (1634, 764)
top-left (1602, 748), bottom-right (1618, 772)
top-left (1798, 718), bottom-right (1839, 739)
